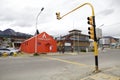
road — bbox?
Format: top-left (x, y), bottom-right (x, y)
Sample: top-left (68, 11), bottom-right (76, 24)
top-left (0, 48), bottom-right (120, 80)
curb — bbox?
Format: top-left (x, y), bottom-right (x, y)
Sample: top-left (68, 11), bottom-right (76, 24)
top-left (81, 73), bottom-right (120, 80)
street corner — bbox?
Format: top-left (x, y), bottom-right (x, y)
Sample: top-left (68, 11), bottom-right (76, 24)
top-left (80, 73), bottom-right (120, 80)
top-left (49, 65), bottom-right (94, 80)
top-left (103, 65), bottom-right (120, 77)
top-left (80, 66), bottom-right (120, 80)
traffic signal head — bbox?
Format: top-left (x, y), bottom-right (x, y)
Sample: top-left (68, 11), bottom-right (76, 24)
top-left (88, 26), bottom-right (94, 40)
top-left (87, 16), bottom-right (93, 25)
top-left (56, 12), bottom-right (61, 20)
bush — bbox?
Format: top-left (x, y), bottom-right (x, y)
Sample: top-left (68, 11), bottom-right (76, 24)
top-left (81, 50), bottom-right (86, 52)
top-left (33, 53), bottom-right (39, 56)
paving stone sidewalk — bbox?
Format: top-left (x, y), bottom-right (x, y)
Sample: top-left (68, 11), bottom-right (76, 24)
top-left (81, 65), bottom-right (120, 80)
top-left (38, 64), bottom-right (120, 80)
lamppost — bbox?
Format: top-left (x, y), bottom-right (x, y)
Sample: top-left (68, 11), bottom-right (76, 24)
top-left (35, 7), bottom-right (44, 55)
top-left (98, 24), bottom-right (104, 28)
top-left (97, 24), bottom-right (104, 49)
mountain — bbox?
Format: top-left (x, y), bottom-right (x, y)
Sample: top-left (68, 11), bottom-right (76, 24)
top-left (0, 30), bottom-right (3, 35)
top-left (3, 29), bottom-right (16, 36)
top-left (0, 28), bottom-right (32, 38)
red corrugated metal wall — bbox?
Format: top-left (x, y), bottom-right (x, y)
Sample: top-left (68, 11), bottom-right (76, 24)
top-left (20, 32), bottom-right (57, 54)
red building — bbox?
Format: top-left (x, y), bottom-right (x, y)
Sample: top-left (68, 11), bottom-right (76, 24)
top-left (20, 32), bottom-right (57, 54)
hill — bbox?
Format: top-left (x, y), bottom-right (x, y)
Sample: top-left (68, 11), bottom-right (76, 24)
top-left (0, 28), bottom-right (32, 38)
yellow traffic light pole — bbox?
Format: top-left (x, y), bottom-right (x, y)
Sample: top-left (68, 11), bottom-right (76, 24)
top-left (56, 3), bottom-right (94, 20)
top-left (56, 2), bottom-right (99, 72)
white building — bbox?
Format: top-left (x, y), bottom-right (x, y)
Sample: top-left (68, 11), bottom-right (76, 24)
top-left (99, 36), bottom-right (119, 48)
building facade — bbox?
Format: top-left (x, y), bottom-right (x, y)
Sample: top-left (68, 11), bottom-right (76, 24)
top-left (0, 36), bottom-right (29, 48)
top-left (20, 32), bottom-right (57, 54)
top-left (99, 36), bottom-right (119, 48)
top-left (56, 29), bottom-right (90, 52)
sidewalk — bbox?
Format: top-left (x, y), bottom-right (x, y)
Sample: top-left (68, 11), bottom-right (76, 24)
top-left (80, 65), bottom-right (120, 80)
top-left (50, 64), bottom-right (120, 80)
top-left (46, 52), bottom-right (93, 56)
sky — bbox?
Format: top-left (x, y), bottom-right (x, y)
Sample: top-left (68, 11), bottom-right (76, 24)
top-left (0, 0), bottom-right (120, 38)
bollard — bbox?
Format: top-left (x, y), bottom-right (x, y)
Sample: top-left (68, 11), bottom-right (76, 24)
top-left (3, 52), bottom-right (8, 57)
top-left (13, 52), bottom-right (17, 57)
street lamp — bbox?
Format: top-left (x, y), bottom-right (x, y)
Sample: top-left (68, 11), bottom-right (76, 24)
top-left (35, 7), bottom-right (44, 55)
top-left (98, 24), bottom-right (104, 28)
top-left (96, 24), bottom-right (104, 48)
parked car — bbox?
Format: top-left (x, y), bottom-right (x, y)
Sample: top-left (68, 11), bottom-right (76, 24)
top-left (0, 48), bottom-right (20, 56)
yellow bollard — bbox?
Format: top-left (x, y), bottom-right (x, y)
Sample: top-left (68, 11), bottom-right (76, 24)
top-left (3, 52), bottom-right (8, 57)
top-left (18, 52), bottom-right (22, 56)
top-left (13, 52), bottom-right (17, 57)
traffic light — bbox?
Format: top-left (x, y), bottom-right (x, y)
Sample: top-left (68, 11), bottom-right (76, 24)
top-left (56, 12), bottom-right (61, 20)
top-left (87, 16), bottom-right (93, 25)
top-left (87, 16), bottom-right (95, 40)
top-left (88, 26), bottom-right (94, 40)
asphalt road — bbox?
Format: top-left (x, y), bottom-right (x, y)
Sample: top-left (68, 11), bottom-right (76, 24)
top-left (0, 48), bottom-right (120, 80)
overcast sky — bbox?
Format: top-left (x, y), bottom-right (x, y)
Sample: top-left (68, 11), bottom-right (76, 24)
top-left (0, 0), bottom-right (120, 38)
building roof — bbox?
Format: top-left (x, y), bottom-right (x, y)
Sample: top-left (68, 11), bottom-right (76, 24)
top-left (69, 29), bottom-right (82, 33)
top-left (103, 36), bottom-right (119, 40)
